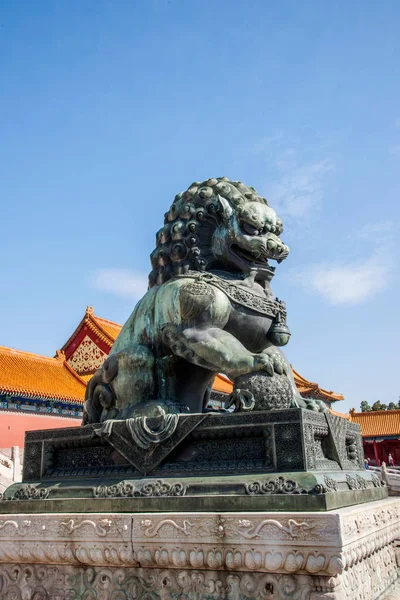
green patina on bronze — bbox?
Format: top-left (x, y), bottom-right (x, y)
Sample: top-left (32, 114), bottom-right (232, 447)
top-left (83, 177), bottom-right (325, 423)
top-left (2, 177), bottom-right (385, 514)
top-left (4, 407), bottom-right (386, 513)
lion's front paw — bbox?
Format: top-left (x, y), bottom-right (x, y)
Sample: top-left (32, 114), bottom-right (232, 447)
top-left (293, 396), bottom-right (328, 413)
top-left (305, 399), bottom-right (328, 413)
top-left (254, 352), bottom-right (288, 376)
top-left (270, 352), bottom-right (288, 375)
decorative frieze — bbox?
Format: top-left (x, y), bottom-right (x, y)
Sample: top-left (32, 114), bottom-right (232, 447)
top-left (93, 479), bottom-right (187, 498)
top-left (245, 476), bottom-right (309, 495)
top-left (11, 485), bottom-right (49, 500)
top-left (0, 565), bottom-right (318, 600)
top-left (0, 499), bottom-right (399, 598)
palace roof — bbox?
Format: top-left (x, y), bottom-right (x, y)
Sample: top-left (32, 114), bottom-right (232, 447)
top-left (61, 306), bottom-right (121, 355)
top-left (0, 346), bottom-right (86, 403)
top-left (349, 409), bottom-right (400, 438)
top-left (330, 408), bottom-right (350, 419)
top-left (291, 368), bottom-right (344, 402)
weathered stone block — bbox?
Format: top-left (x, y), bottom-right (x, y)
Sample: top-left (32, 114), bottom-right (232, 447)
top-left (0, 497), bottom-right (399, 599)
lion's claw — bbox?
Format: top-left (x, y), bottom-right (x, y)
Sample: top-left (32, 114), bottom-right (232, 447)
top-left (269, 352), bottom-right (288, 376)
top-left (254, 354), bottom-right (274, 376)
top-left (254, 352), bottom-right (288, 376)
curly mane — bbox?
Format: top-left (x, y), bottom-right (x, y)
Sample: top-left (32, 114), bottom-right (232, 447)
top-left (149, 177), bottom-right (270, 287)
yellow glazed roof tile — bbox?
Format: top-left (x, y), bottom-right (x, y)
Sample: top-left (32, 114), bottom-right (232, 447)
top-left (349, 410), bottom-right (400, 437)
top-left (91, 315), bottom-right (122, 340)
top-left (0, 346), bottom-right (86, 403)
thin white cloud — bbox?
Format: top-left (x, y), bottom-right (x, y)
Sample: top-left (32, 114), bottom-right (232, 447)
top-left (267, 158), bottom-right (334, 219)
top-left (91, 268), bottom-right (148, 299)
top-left (293, 219), bottom-right (396, 306)
top-left (354, 220), bottom-right (395, 241)
top-left (390, 145), bottom-right (400, 158)
top-left (295, 255), bottom-right (391, 305)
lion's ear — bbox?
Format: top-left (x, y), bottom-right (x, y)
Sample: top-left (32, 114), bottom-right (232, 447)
top-left (217, 194), bottom-right (233, 220)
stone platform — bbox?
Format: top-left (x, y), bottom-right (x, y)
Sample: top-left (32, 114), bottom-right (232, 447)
top-left (0, 497), bottom-right (399, 599)
top-left (0, 409), bottom-right (387, 512)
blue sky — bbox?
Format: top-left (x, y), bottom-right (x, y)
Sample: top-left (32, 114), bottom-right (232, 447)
top-left (1, 0), bottom-right (399, 413)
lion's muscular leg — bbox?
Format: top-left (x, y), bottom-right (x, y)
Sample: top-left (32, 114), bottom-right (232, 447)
top-left (161, 280), bottom-right (279, 382)
top-left (163, 325), bottom-right (266, 381)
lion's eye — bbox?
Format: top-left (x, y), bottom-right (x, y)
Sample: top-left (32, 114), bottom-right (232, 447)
top-left (242, 223), bottom-right (259, 236)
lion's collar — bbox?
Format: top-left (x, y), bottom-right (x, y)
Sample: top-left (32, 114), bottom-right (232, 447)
top-left (176, 271), bottom-right (286, 320)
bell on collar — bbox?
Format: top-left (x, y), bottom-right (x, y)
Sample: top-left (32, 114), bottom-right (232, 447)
top-left (268, 319), bottom-right (291, 347)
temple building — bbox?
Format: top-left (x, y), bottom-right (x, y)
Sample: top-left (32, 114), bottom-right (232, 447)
top-left (349, 409), bottom-right (400, 466)
top-left (0, 306), bottom-right (344, 450)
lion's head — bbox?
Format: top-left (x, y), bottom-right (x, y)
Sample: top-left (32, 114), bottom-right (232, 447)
top-left (149, 177), bottom-right (289, 287)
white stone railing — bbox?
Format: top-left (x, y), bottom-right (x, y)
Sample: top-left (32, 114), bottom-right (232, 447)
top-left (0, 447), bottom-right (22, 493)
top-left (369, 465), bottom-right (400, 495)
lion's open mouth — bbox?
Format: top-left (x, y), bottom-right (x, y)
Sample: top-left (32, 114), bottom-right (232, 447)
top-left (231, 244), bottom-right (276, 271)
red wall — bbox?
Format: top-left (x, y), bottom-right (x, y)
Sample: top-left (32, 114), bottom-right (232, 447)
top-left (0, 412), bottom-right (80, 447)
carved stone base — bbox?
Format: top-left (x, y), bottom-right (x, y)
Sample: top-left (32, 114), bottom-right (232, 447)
top-left (0, 498), bottom-right (399, 599)
top-left (2, 408), bottom-right (387, 513)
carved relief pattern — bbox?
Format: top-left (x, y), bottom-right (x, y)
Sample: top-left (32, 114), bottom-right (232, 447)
top-left (338, 543), bottom-right (398, 600)
top-left (346, 474), bottom-right (368, 490)
top-left (324, 475), bottom-right (338, 492)
top-left (191, 437), bottom-right (267, 462)
top-left (54, 445), bottom-right (115, 472)
top-left (58, 518), bottom-right (115, 537)
top-left (11, 485), bottom-right (49, 501)
top-left (0, 555), bottom-right (397, 600)
top-left (0, 501), bottom-right (398, 592)
top-left (0, 565), bottom-right (317, 600)
top-left (245, 476), bottom-right (308, 495)
top-left (0, 512), bottom-right (341, 572)
top-left (182, 271), bottom-right (287, 319)
top-left (23, 442), bottom-right (42, 481)
top-left (303, 423), bottom-right (316, 470)
top-left (346, 422), bottom-right (365, 469)
top-left (237, 518), bottom-right (316, 539)
top-left (341, 501), bottom-right (400, 542)
top-left (275, 423), bottom-right (304, 470)
top-left (93, 479), bottom-right (187, 498)
top-left (67, 335), bottom-right (107, 373)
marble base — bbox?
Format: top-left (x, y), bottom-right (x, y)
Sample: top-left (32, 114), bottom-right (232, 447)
top-left (0, 498), bottom-right (399, 599)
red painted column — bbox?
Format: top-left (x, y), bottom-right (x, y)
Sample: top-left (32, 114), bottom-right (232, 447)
top-left (373, 439), bottom-right (380, 466)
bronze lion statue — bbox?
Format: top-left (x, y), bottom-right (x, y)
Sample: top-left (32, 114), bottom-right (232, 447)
top-left (83, 177), bottom-right (326, 423)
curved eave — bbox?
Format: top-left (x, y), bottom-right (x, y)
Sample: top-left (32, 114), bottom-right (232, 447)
top-left (292, 367), bottom-right (344, 402)
top-left (85, 316), bottom-right (115, 347)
